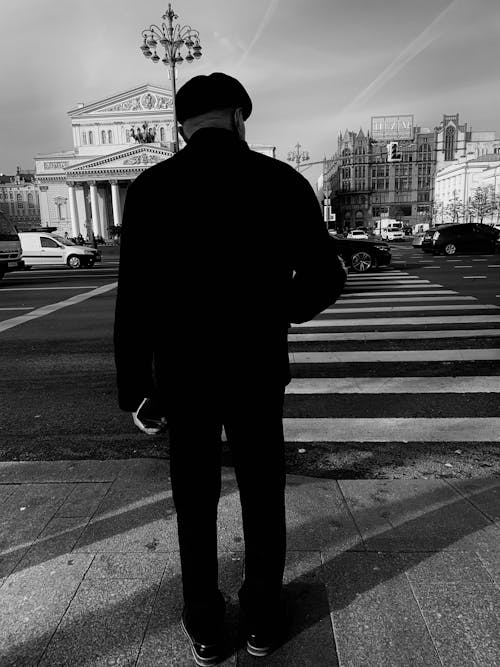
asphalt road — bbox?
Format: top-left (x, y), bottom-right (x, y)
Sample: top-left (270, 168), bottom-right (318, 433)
top-left (0, 242), bottom-right (499, 477)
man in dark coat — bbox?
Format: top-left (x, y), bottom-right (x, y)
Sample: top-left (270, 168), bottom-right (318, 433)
top-left (114, 72), bottom-right (346, 665)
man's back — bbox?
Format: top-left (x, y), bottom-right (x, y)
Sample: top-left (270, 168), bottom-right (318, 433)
top-left (115, 127), bottom-right (345, 408)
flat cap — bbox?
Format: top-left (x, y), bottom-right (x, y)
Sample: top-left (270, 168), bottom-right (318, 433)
top-left (175, 72), bottom-right (252, 124)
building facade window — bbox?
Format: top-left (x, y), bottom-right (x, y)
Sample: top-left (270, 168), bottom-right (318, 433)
top-left (444, 126), bottom-right (455, 161)
top-left (82, 132), bottom-right (87, 145)
top-left (108, 130), bottom-right (113, 143)
top-left (28, 193), bottom-right (34, 208)
top-left (160, 127), bottom-right (165, 142)
top-left (101, 130), bottom-right (106, 144)
top-left (418, 143), bottom-right (432, 161)
top-left (89, 131), bottom-right (94, 145)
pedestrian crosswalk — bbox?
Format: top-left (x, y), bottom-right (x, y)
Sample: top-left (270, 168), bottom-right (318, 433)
top-left (286, 269), bottom-right (500, 444)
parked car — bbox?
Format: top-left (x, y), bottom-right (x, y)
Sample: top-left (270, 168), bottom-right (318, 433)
top-left (420, 223), bottom-right (499, 255)
top-left (19, 232), bottom-right (101, 269)
top-left (0, 211), bottom-right (24, 280)
top-left (346, 229), bottom-right (369, 240)
top-left (412, 231), bottom-right (426, 247)
top-left (382, 229), bottom-right (405, 242)
top-left (330, 237), bottom-right (391, 272)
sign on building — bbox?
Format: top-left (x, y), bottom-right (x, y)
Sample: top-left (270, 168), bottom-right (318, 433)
top-left (371, 115), bottom-right (414, 141)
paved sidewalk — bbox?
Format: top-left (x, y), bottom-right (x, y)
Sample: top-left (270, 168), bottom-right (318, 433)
top-left (0, 459), bottom-right (499, 666)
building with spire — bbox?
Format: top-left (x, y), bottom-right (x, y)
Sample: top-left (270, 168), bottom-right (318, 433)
top-left (321, 113), bottom-right (499, 231)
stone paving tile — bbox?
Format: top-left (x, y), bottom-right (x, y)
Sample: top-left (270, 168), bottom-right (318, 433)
top-left (339, 479), bottom-right (494, 552)
top-left (0, 553), bottom-right (94, 666)
top-left (0, 460), bottom-right (123, 483)
top-left (237, 550), bottom-right (339, 666)
top-left (0, 548), bottom-right (30, 586)
top-left (0, 484), bottom-right (76, 559)
top-left (55, 482), bottom-right (112, 518)
top-left (323, 552), bottom-right (441, 666)
top-left (0, 484), bottom-right (18, 503)
top-left (447, 478), bottom-right (500, 523)
top-left (476, 549), bottom-right (500, 585)
top-left (137, 552), bottom-right (243, 666)
top-left (115, 458), bottom-right (171, 482)
top-left (402, 550), bottom-right (495, 583)
top-left (411, 581), bottom-right (500, 666)
top-left (39, 577), bottom-right (158, 666)
top-left (285, 476), bottom-right (362, 554)
top-left (85, 552), bottom-right (168, 582)
top-left (13, 516), bottom-right (89, 572)
top-left (72, 482), bottom-right (178, 553)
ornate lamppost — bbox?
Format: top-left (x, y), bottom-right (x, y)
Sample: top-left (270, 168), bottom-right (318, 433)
top-left (287, 142), bottom-right (310, 171)
top-left (140, 3), bottom-right (202, 153)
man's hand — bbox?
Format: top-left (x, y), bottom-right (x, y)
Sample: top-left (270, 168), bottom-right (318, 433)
top-left (132, 397), bottom-right (167, 435)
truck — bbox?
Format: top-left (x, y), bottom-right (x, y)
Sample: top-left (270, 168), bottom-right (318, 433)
top-left (373, 218), bottom-right (405, 241)
top-left (0, 210), bottom-right (24, 280)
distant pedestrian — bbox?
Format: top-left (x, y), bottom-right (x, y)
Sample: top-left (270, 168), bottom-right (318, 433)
top-left (114, 72), bottom-right (346, 665)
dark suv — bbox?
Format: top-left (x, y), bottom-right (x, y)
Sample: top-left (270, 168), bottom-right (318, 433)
top-left (421, 223), bottom-right (499, 255)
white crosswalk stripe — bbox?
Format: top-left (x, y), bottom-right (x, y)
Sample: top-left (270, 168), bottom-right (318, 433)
top-left (286, 268), bottom-right (500, 445)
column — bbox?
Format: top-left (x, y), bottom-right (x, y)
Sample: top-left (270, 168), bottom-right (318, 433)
top-left (110, 180), bottom-right (122, 226)
top-left (67, 181), bottom-right (80, 237)
top-left (75, 185), bottom-right (86, 237)
top-left (97, 187), bottom-right (108, 240)
top-left (88, 181), bottom-right (100, 238)
top-left (38, 185), bottom-right (50, 227)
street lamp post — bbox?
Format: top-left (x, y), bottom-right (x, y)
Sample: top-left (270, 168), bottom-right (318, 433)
top-left (140, 3), bottom-right (202, 153)
top-left (287, 142), bottom-right (310, 171)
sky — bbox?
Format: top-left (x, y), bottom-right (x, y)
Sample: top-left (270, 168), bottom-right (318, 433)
top-left (1, 0), bottom-right (500, 188)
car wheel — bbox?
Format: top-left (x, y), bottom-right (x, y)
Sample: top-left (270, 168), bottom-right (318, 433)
top-left (350, 250), bottom-right (375, 272)
top-left (444, 243), bottom-right (457, 256)
top-left (67, 255), bottom-right (82, 269)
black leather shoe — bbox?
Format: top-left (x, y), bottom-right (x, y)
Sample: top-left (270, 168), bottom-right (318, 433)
top-left (246, 630), bottom-right (279, 658)
top-left (181, 611), bottom-right (223, 667)
top-left (245, 605), bottom-right (287, 657)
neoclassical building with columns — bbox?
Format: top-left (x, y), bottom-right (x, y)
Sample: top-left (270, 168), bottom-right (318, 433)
top-left (35, 84), bottom-right (275, 239)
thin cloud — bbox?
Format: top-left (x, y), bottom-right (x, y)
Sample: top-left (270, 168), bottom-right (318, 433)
top-left (237, 0), bottom-right (280, 66)
top-left (341, 0), bottom-right (462, 114)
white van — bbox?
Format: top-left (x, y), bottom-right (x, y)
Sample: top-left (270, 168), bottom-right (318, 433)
top-left (19, 232), bottom-right (100, 269)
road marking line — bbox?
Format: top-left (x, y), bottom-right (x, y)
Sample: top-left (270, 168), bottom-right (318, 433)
top-left (323, 304), bottom-right (498, 314)
top-left (293, 315), bottom-right (500, 327)
top-left (337, 296), bottom-right (475, 303)
top-left (343, 290), bottom-right (458, 296)
top-left (286, 377), bottom-right (500, 394)
top-left (446, 260), bottom-right (462, 262)
top-left (290, 350), bottom-right (500, 363)
top-left (0, 286), bottom-right (98, 291)
top-left (288, 329), bottom-right (500, 341)
top-left (283, 418), bottom-right (500, 442)
top-left (472, 259), bottom-right (487, 261)
top-left (419, 266), bottom-right (441, 269)
top-left (344, 284), bottom-right (443, 290)
top-left (0, 282), bottom-right (117, 334)
top-left (0, 307), bottom-right (33, 311)
top-left (455, 265), bottom-right (473, 268)
top-left (347, 276), bottom-right (418, 281)
top-left (345, 280), bottom-right (432, 285)
top-left (463, 276), bottom-right (487, 279)
top-left (488, 265), bottom-right (500, 268)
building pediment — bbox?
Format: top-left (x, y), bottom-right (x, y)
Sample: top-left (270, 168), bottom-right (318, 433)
top-left (68, 84), bottom-right (173, 118)
top-left (65, 145), bottom-right (173, 180)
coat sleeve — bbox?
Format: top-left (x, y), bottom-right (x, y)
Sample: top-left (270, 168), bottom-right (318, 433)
top-left (113, 179), bottom-right (155, 411)
top-left (287, 172), bottom-right (347, 324)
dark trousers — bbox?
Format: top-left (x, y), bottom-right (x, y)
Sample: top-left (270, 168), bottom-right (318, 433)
top-left (168, 386), bottom-right (286, 629)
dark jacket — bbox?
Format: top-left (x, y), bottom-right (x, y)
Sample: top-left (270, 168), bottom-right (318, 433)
top-left (114, 128), bottom-right (346, 411)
